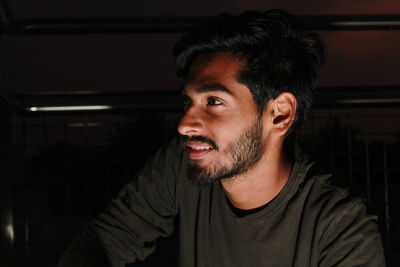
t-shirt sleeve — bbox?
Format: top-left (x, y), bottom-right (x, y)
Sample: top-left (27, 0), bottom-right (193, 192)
top-left (58, 137), bottom-right (184, 267)
top-left (318, 198), bottom-right (386, 267)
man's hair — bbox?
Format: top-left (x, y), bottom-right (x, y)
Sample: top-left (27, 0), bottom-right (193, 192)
top-left (173, 10), bottom-right (325, 130)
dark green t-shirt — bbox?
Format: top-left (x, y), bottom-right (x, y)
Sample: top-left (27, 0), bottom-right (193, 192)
top-left (58, 137), bottom-right (386, 267)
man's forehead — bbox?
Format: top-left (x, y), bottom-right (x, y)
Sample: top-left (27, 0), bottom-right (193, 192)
top-left (182, 53), bottom-right (246, 95)
top-left (181, 82), bottom-right (234, 96)
top-left (186, 52), bottom-right (244, 78)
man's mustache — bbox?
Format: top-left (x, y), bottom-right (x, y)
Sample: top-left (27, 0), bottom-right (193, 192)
top-left (182, 135), bottom-right (219, 150)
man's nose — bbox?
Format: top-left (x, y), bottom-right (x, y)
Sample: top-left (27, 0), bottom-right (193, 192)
top-left (177, 107), bottom-right (204, 136)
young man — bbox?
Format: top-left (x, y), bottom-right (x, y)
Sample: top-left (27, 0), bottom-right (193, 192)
top-left (59, 10), bottom-right (385, 267)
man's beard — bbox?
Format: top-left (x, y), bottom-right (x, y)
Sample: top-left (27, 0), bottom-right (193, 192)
top-left (185, 118), bottom-right (264, 187)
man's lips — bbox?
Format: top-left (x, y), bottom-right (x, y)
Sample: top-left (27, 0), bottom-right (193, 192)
top-left (186, 141), bottom-right (215, 159)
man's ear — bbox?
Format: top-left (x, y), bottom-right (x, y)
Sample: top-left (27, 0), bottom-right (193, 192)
top-left (269, 92), bottom-right (297, 135)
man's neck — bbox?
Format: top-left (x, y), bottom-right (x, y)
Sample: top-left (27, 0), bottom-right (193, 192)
top-left (221, 150), bottom-right (292, 210)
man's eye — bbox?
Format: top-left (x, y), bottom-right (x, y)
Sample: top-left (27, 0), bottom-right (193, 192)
top-left (207, 97), bottom-right (223, 106)
top-left (182, 96), bottom-right (192, 109)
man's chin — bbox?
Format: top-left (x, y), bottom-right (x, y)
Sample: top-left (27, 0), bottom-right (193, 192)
top-left (186, 161), bottom-right (237, 188)
top-left (186, 163), bottom-right (219, 188)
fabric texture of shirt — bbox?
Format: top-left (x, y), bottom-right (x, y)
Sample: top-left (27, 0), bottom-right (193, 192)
top-left (58, 137), bottom-right (386, 267)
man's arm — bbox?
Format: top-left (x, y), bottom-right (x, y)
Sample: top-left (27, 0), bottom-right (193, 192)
top-left (319, 198), bottom-right (386, 266)
top-left (58, 138), bottom-right (184, 267)
top-left (58, 234), bottom-right (111, 267)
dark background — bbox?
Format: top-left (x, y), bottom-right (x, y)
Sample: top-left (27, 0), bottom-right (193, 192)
top-left (0, 0), bottom-right (400, 266)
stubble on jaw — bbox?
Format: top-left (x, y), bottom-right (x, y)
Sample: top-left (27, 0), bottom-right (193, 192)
top-left (185, 118), bottom-right (264, 188)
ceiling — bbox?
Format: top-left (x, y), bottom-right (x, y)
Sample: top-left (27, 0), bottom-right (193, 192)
top-left (0, 0), bottom-right (400, 96)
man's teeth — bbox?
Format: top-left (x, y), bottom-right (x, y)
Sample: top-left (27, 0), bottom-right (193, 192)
top-left (192, 146), bottom-right (212, 150)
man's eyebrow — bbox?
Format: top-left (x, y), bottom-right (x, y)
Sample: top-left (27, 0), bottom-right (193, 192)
top-left (182, 83), bottom-right (233, 95)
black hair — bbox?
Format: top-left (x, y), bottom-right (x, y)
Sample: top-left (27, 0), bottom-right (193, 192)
top-left (173, 10), bottom-right (324, 130)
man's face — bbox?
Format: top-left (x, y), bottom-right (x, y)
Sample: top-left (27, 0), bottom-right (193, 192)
top-left (178, 52), bottom-right (266, 186)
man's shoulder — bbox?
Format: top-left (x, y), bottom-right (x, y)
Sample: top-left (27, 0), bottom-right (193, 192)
top-left (309, 170), bottom-right (350, 200)
top-left (299, 160), bottom-right (350, 199)
top-left (293, 148), bottom-right (356, 203)
top-left (298, 162), bottom-right (373, 227)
